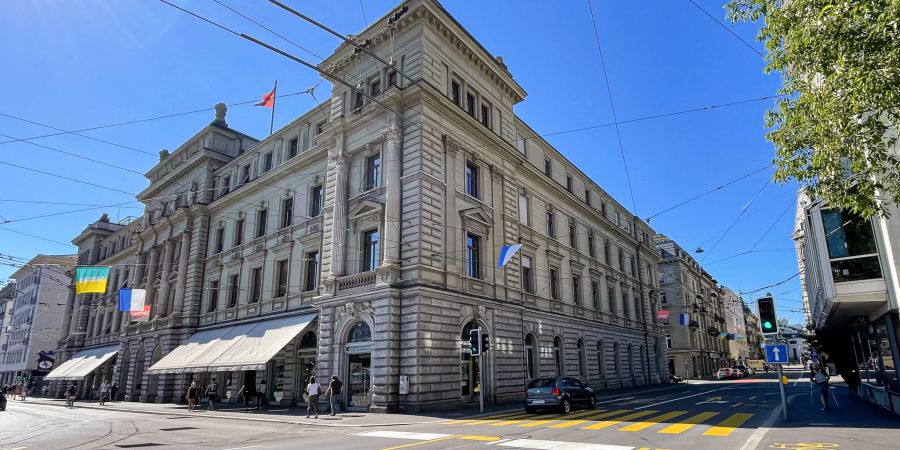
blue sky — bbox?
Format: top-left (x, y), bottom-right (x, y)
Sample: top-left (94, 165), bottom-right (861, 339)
top-left (0, 0), bottom-right (806, 324)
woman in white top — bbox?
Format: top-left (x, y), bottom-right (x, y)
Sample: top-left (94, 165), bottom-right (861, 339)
top-left (305, 376), bottom-right (321, 419)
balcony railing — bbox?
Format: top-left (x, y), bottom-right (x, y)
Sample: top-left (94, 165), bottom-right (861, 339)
top-left (336, 271), bottom-right (376, 293)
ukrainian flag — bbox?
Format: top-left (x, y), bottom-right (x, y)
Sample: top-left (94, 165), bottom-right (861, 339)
top-left (74, 266), bottom-right (110, 294)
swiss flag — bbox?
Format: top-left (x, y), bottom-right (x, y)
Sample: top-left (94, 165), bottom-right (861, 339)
top-left (255, 84), bottom-right (276, 109)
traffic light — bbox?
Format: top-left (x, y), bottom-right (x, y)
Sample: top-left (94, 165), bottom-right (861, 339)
top-left (481, 332), bottom-right (491, 353)
top-left (469, 328), bottom-right (481, 356)
top-left (758, 297), bottom-right (779, 334)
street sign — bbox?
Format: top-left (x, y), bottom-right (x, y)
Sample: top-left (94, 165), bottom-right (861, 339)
top-left (765, 344), bottom-right (789, 364)
top-left (810, 351), bottom-right (819, 360)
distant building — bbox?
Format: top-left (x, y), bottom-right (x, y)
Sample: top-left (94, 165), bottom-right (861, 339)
top-left (0, 254), bottom-right (76, 386)
top-left (723, 287), bottom-right (748, 363)
top-left (743, 305), bottom-right (764, 360)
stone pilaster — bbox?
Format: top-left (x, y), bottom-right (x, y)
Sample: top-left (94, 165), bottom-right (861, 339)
top-left (382, 124), bottom-right (403, 265)
top-left (145, 246), bottom-right (159, 313)
top-left (59, 286), bottom-right (76, 341)
top-left (173, 231), bottom-right (191, 316)
top-left (328, 154), bottom-right (350, 278)
top-left (157, 240), bottom-right (174, 319)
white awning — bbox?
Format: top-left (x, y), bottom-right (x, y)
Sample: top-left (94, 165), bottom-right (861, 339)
top-left (44, 345), bottom-right (118, 380)
top-left (147, 313), bottom-right (316, 374)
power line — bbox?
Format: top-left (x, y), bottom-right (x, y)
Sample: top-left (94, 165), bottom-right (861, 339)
top-left (0, 160), bottom-right (135, 196)
top-left (0, 201), bottom-right (140, 225)
top-left (585, 0), bottom-right (638, 215)
top-left (700, 177), bottom-right (770, 262)
top-left (0, 131), bottom-right (145, 175)
top-left (0, 227), bottom-right (75, 248)
top-left (0, 199), bottom-right (142, 208)
top-left (738, 271), bottom-right (801, 297)
top-left (358, 0), bottom-right (368, 27)
top-left (684, 0), bottom-right (764, 58)
top-left (0, 112), bottom-right (156, 157)
top-left (645, 164), bottom-right (772, 222)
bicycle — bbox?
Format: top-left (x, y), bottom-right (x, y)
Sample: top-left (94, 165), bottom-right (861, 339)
top-left (65, 394), bottom-right (75, 409)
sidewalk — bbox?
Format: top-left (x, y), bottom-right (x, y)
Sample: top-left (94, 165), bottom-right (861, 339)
top-left (759, 383), bottom-right (900, 450)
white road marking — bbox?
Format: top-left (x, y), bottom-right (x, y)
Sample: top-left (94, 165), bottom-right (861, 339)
top-left (497, 439), bottom-right (634, 450)
top-left (486, 439), bottom-right (513, 446)
top-left (595, 396), bottom-right (633, 404)
top-left (738, 393), bottom-right (799, 450)
top-left (354, 431), bottom-right (452, 441)
top-left (634, 388), bottom-right (727, 410)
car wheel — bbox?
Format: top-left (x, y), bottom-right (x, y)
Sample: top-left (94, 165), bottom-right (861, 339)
top-left (525, 407), bottom-right (536, 414)
top-left (588, 396), bottom-right (596, 409)
top-left (561, 398), bottom-right (572, 414)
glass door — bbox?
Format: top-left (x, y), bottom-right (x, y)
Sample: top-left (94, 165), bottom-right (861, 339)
top-left (347, 353), bottom-right (371, 409)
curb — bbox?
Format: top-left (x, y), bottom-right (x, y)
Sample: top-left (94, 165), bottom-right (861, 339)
top-left (24, 400), bottom-right (445, 428)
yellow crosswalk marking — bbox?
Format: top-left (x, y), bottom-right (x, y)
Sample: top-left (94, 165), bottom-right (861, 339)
top-left (491, 419), bottom-right (528, 426)
top-left (658, 412), bottom-right (719, 434)
top-left (444, 419), bottom-right (477, 424)
top-left (619, 411), bottom-right (688, 432)
top-left (582, 410), bottom-right (658, 430)
top-left (459, 436), bottom-right (501, 441)
top-left (519, 419), bottom-right (560, 428)
top-left (549, 409), bottom-right (629, 428)
top-left (702, 413), bottom-right (753, 437)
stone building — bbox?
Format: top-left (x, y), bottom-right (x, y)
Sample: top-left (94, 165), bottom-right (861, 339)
top-left (656, 236), bottom-right (729, 379)
top-left (49, 0), bottom-right (667, 412)
top-left (743, 305), bottom-right (764, 360)
top-left (722, 287), bottom-right (748, 364)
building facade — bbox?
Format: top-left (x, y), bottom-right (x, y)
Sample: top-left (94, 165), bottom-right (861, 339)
top-left (743, 305), bottom-right (764, 360)
top-left (49, 0), bottom-right (668, 412)
top-left (0, 255), bottom-right (76, 386)
top-left (656, 236), bottom-right (729, 379)
top-left (723, 287), bottom-right (749, 364)
top-left (794, 189), bottom-right (900, 413)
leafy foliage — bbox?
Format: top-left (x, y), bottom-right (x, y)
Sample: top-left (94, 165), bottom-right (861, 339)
top-left (727, 0), bottom-right (900, 217)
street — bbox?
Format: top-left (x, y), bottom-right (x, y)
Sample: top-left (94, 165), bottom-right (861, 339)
top-left (4, 367), bottom-right (880, 450)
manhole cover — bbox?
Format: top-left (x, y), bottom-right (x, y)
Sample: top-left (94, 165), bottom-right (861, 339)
top-left (115, 444), bottom-right (165, 448)
top-left (159, 427), bottom-right (199, 431)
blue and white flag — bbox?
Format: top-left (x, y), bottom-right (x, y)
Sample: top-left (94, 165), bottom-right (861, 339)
top-left (118, 288), bottom-right (147, 312)
top-left (497, 243), bottom-right (523, 268)
top-left (679, 312), bottom-right (690, 326)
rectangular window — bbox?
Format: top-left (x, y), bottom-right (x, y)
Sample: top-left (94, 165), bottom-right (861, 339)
top-left (549, 265), bottom-right (560, 300)
top-left (820, 209), bottom-right (882, 282)
top-left (310, 185), bottom-right (324, 217)
top-left (661, 291), bottom-right (667, 304)
top-left (546, 210), bottom-right (555, 238)
top-left (214, 228), bottom-right (224, 253)
top-left (305, 251), bottom-right (320, 291)
top-left (587, 231), bottom-right (595, 258)
top-left (466, 233), bottom-right (481, 279)
top-left (315, 121), bottom-right (326, 135)
top-left (601, 202), bottom-right (607, 217)
top-left (221, 175), bottom-right (231, 196)
top-left (521, 255), bottom-right (534, 294)
top-left (370, 79), bottom-right (382, 97)
top-left (256, 209), bottom-right (267, 238)
top-left (591, 281), bottom-right (600, 309)
top-left (618, 247), bottom-right (624, 271)
top-left (566, 174), bottom-right (573, 192)
top-left (263, 152), bottom-right (273, 172)
top-left (388, 71), bottom-right (398, 87)
top-left (228, 274), bottom-right (239, 307)
top-left (353, 90), bottom-right (364, 109)
top-left (241, 165), bottom-right (251, 184)
top-left (608, 287), bottom-right (616, 314)
top-left (451, 80), bottom-right (461, 106)
top-left (289, 137), bottom-right (299, 158)
top-left (365, 153), bottom-right (382, 190)
top-left (569, 221), bottom-right (577, 249)
top-left (603, 239), bottom-right (610, 265)
top-left (516, 133), bottom-right (526, 154)
top-left (480, 103), bottom-right (490, 128)
top-left (466, 93), bottom-right (476, 117)
top-left (234, 219), bottom-right (245, 246)
top-left (250, 267), bottom-right (262, 303)
top-left (518, 194), bottom-right (529, 225)
top-left (544, 157), bottom-right (552, 176)
top-left (207, 281), bottom-right (219, 312)
top-left (585, 189), bottom-right (591, 206)
top-left (281, 197), bottom-right (293, 229)
top-left (572, 275), bottom-right (581, 306)
top-left (630, 258), bottom-right (636, 276)
top-left (363, 229), bottom-right (380, 271)
top-left (465, 160), bottom-right (479, 198)
top-left (275, 259), bottom-right (288, 297)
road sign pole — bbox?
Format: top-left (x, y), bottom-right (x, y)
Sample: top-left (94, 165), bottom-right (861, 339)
top-left (777, 364), bottom-right (788, 420)
top-left (478, 354), bottom-right (484, 414)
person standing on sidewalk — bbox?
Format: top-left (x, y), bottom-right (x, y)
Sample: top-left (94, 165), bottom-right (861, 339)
top-left (255, 380), bottom-right (266, 410)
top-left (813, 361), bottom-right (831, 410)
top-left (237, 382), bottom-right (253, 410)
top-left (185, 381), bottom-right (199, 412)
top-left (205, 380), bottom-right (218, 411)
top-left (65, 384), bottom-right (77, 408)
top-left (305, 376), bottom-right (321, 419)
top-left (325, 375), bottom-right (343, 416)
top-left (99, 380), bottom-right (111, 406)
top-left (110, 382), bottom-right (119, 402)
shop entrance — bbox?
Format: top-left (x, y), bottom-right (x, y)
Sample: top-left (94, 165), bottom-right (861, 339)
top-left (294, 331), bottom-right (317, 406)
top-left (345, 322), bottom-right (372, 410)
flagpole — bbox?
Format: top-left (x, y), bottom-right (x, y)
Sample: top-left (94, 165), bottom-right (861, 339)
top-left (269, 80), bottom-right (277, 135)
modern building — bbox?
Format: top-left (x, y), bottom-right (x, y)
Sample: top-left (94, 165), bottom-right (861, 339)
top-left (793, 189), bottom-right (900, 413)
top-left (0, 283), bottom-right (15, 377)
top-left (743, 305), bottom-right (764, 360)
top-left (723, 287), bottom-right (749, 364)
top-left (762, 319), bottom-right (809, 364)
top-left (656, 236), bottom-right (729, 379)
top-left (48, 0), bottom-right (668, 412)
top-left (0, 255), bottom-right (76, 386)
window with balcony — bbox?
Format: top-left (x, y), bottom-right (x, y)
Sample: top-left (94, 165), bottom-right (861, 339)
top-left (281, 197), bottom-right (293, 229)
top-left (256, 209), bottom-right (267, 238)
top-left (234, 219), bottom-right (245, 246)
top-left (305, 250), bottom-right (320, 291)
top-left (207, 281), bottom-right (219, 312)
top-left (549, 265), bottom-right (560, 300)
top-left (289, 137), bottom-right (299, 158)
top-left (821, 209), bottom-right (882, 282)
top-left (250, 267), bottom-right (262, 303)
top-left (546, 210), bottom-right (556, 238)
top-left (518, 193), bottom-right (529, 225)
top-left (263, 152), bottom-right (273, 173)
top-left (362, 229), bottom-right (380, 272)
top-left (573, 274), bottom-right (582, 306)
top-left (310, 185), bottom-right (323, 217)
top-left (214, 227), bottom-right (224, 253)
top-left (275, 259), bottom-right (288, 297)
top-left (227, 273), bottom-right (239, 307)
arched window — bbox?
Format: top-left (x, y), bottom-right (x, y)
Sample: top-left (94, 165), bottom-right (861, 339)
top-left (525, 334), bottom-right (537, 379)
top-left (577, 339), bottom-right (586, 377)
top-left (299, 331), bottom-right (317, 349)
top-left (347, 322), bottom-right (372, 343)
top-left (627, 344), bottom-right (634, 376)
top-left (597, 340), bottom-right (605, 378)
top-left (613, 342), bottom-right (620, 376)
top-left (553, 337), bottom-right (563, 376)
top-left (462, 321), bottom-right (480, 341)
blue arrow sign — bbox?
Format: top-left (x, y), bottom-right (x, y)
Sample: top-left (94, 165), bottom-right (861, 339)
top-left (765, 344), bottom-right (789, 364)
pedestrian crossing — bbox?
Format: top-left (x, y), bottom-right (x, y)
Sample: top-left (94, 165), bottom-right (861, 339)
top-left (444, 408), bottom-right (755, 437)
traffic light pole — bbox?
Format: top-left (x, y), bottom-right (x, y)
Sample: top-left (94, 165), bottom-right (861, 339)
top-left (777, 363), bottom-right (788, 420)
top-left (479, 353), bottom-right (484, 413)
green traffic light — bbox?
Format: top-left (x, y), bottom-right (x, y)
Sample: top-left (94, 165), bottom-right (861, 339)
top-left (763, 321), bottom-right (772, 329)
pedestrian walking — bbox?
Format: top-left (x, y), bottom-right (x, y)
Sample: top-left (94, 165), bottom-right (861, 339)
top-left (325, 375), bottom-right (343, 416)
top-left (205, 380), bottom-right (218, 411)
top-left (305, 376), bottom-right (321, 419)
top-left (65, 384), bottom-right (77, 408)
top-left (99, 380), bottom-right (111, 406)
top-left (255, 380), bottom-right (267, 410)
top-left (237, 382), bottom-right (253, 410)
top-left (813, 361), bottom-right (831, 411)
top-left (185, 381), bottom-right (199, 412)
top-left (111, 382), bottom-right (119, 402)
top-left (41, 385), bottom-right (49, 397)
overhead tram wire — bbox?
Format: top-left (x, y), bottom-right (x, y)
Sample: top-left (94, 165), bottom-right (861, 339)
top-left (0, 112), bottom-right (156, 157)
top-left (0, 226), bottom-right (76, 248)
top-left (0, 160), bottom-right (136, 196)
top-left (0, 201), bottom-right (141, 225)
top-left (683, 0), bottom-right (765, 58)
top-left (0, 132), bottom-right (145, 175)
top-left (0, 199), bottom-right (143, 208)
top-left (702, 198), bottom-right (797, 266)
top-left (645, 164), bottom-right (772, 222)
top-left (699, 177), bottom-right (771, 262)
top-left (586, 0), bottom-right (638, 215)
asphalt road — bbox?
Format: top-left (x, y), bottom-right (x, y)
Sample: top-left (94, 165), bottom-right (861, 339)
top-left (0, 368), bottom-right (827, 450)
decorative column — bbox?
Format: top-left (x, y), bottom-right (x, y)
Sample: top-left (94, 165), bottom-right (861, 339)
top-left (172, 231), bottom-right (191, 317)
top-left (145, 246), bottom-right (160, 315)
top-left (156, 240), bottom-right (174, 319)
top-left (329, 154), bottom-right (350, 278)
top-left (381, 124), bottom-right (403, 265)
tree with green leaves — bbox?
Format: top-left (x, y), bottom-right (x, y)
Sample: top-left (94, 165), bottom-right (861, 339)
top-left (727, 0), bottom-right (900, 217)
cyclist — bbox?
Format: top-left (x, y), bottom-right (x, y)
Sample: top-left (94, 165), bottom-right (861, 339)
top-left (65, 384), bottom-right (78, 408)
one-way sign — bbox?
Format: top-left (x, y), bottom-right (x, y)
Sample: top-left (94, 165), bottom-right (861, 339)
top-left (765, 344), bottom-right (789, 364)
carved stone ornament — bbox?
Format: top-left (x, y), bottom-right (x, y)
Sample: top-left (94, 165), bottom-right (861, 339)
top-left (336, 301), bottom-right (374, 320)
top-left (382, 124), bottom-right (402, 143)
top-left (476, 305), bottom-right (487, 321)
top-left (442, 134), bottom-right (464, 153)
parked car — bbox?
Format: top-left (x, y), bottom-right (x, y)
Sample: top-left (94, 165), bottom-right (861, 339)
top-left (731, 366), bottom-right (749, 377)
top-left (716, 368), bottom-right (737, 380)
top-left (525, 377), bottom-right (595, 413)
top-left (668, 373), bottom-right (683, 383)
top-left (733, 365), bottom-right (754, 376)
